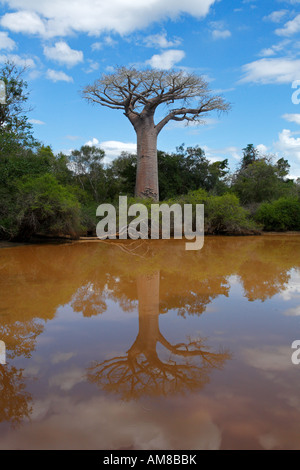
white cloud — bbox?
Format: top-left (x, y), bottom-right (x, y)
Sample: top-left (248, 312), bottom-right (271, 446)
top-left (283, 114), bottom-right (300, 125)
top-left (201, 145), bottom-right (241, 163)
top-left (85, 138), bottom-right (136, 163)
top-left (91, 36), bottom-right (117, 51)
top-left (0, 31), bottom-right (16, 50)
top-left (259, 48), bottom-right (276, 57)
top-left (46, 69), bottom-right (73, 82)
top-left (43, 41), bottom-right (83, 67)
top-left (48, 367), bottom-right (85, 391)
top-left (91, 42), bottom-right (102, 51)
top-left (243, 346), bottom-right (293, 372)
top-left (263, 10), bottom-right (288, 23)
top-left (0, 393), bottom-right (221, 450)
top-left (105, 65), bottom-right (115, 72)
top-left (85, 137), bottom-right (100, 147)
top-left (280, 270), bottom-right (300, 300)
top-left (1, 10), bottom-right (46, 35)
top-left (0, 53), bottom-right (35, 68)
top-left (29, 118), bottom-right (45, 125)
top-left (284, 305), bottom-right (300, 316)
top-left (258, 40), bottom-right (290, 58)
top-left (85, 59), bottom-right (99, 73)
top-left (0, 0), bottom-right (218, 38)
top-left (256, 144), bottom-right (268, 154)
top-left (276, 14), bottom-right (300, 36)
top-left (240, 58), bottom-right (300, 84)
top-left (212, 29), bottom-right (231, 40)
top-left (146, 49), bottom-right (185, 69)
top-left (210, 20), bottom-right (231, 40)
top-left (275, 129), bottom-right (300, 161)
top-left (51, 352), bottom-right (76, 364)
top-left (144, 31), bottom-right (181, 48)
top-left (104, 36), bottom-right (117, 47)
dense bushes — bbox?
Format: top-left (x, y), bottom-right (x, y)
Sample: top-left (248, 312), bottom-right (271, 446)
top-left (205, 193), bottom-right (257, 234)
top-left (14, 174), bottom-right (82, 240)
top-left (117, 190), bottom-right (258, 236)
top-left (1, 144), bottom-right (299, 240)
top-left (0, 174), bottom-right (82, 240)
top-left (182, 191), bottom-right (258, 234)
top-left (255, 198), bottom-right (300, 231)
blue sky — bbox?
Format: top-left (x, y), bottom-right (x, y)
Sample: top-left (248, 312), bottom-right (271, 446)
top-left (1, 0), bottom-right (300, 177)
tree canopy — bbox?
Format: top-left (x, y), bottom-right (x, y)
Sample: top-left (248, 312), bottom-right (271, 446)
top-left (83, 67), bottom-right (230, 132)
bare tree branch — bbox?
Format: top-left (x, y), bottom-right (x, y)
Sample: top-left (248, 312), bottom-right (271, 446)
top-left (82, 67), bottom-right (231, 131)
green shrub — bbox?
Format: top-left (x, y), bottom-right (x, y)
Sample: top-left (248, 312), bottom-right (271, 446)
top-left (255, 197), bottom-right (300, 231)
top-left (205, 193), bottom-right (258, 234)
top-left (111, 191), bottom-right (257, 235)
top-left (80, 201), bottom-right (100, 236)
top-left (13, 174), bottom-right (82, 240)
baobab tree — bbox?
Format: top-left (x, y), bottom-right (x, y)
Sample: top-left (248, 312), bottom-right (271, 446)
top-left (83, 67), bottom-right (230, 201)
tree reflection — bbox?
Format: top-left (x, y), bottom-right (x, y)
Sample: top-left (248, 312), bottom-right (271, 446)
top-left (87, 271), bottom-right (231, 399)
top-left (0, 319), bottom-right (43, 427)
top-left (0, 236), bottom-right (300, 423)
top-left (0, 365), bottom-right (32, 428)
top-left (71, 282), bottom-right (107, 317)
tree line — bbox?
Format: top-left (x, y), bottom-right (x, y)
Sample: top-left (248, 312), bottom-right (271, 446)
top-left (0, 62), bottom-right (300, 241)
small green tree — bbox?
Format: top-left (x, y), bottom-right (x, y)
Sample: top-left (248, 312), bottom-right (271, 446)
top-left (233, 152), bottom-right (295, 205)
top-left (69, 145), bottom-right (105, 202)
top-left (0, 61), bottom-right (37, 153)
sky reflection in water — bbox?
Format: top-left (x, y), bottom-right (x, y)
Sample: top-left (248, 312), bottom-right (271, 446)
top-left (0, 236), bottom-right (300, 449)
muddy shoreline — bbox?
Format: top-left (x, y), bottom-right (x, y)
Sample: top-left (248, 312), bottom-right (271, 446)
top-left (1, 231), bottom-right (300, 249)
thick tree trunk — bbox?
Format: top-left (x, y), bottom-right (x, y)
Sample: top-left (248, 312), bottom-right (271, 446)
top-left (134, 117), bottom-right (159, 201)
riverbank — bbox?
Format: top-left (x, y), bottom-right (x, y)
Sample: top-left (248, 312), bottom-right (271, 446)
top-left (1, 231), bottom-right (300, 249)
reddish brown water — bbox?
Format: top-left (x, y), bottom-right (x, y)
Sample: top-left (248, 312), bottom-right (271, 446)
top-left (1, 236), bottom-right (300, 449)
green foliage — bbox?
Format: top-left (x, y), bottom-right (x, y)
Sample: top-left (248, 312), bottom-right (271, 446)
top-left (240, 144), bottom-right (259, 169)
top-left (204, 193), bottom-right (258, 234)
top-left (107, 145), bottom-right (229, 200)
top-left (255, 198), bottom-right (300, 231)
top-left (174, 188), bottom-right (208, 205)
top-left (158, 145), bottom-right (229, 199)
top-left (233, 157), bottom-right (294, 204)
top-left (13, 174), bottom-right (82, 240)
top-left (68, 145), bottom-right (106, 202)
top-left (80, 201), bottom-right (99, 235)
top-left (0, 148), bottom-right (53, 186)
top-left (108, 152), bottom-right (136, 197)
top-left (0, 61), bottom-right (38, 151)
top-left (128, 190), bottom-right (256, 235)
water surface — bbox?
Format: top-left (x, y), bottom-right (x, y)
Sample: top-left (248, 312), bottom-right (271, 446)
top-left (1, 235), bottom-right (300, 450)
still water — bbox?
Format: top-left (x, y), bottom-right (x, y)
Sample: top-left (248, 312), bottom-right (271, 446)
top-left (1, 235), bottom-right (300, 449)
